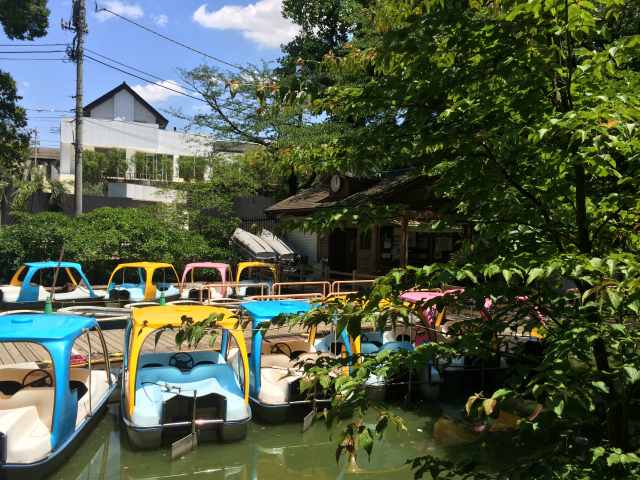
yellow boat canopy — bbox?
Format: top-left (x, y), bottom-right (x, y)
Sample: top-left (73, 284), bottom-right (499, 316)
top-left (107, 262), bottom-right (179, 301)
top-left (235, 261), bottom-right (278, 283)
top-left (126, 304), bottom-right (250, 416)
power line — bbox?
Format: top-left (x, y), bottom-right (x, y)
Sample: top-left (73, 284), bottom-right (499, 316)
top-left (0, 57), bottom-right (69, 61)
top-left (0, 43), bottom-right (68, 47)
top-left (85, 47), bottom-right (200, 95)
top-left (25, 108), bottom-right (73, 113)
top-left (85, 53), bottom-right (208, 103)
top-left (96, 6), bottom-right (245, 72)
top-left (0, 50), bottom-right (66, 54)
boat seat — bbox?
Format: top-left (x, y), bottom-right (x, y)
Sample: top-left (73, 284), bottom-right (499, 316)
top-left (260, 354), bottom-right (290, 369)
top-left (72, 369), bottom-right (111, 427)
top-left (52, 286), bottom-right (94, 301)
top-left (0, 286), bottom-right (21, 303)
top-left (132, 365), bottom-right (247, 427)
top-left (258, 367), bottom-right (301, 404)
top-left (0, 366), bottom-right (50, 384)
top-left (0, 406), bottom-right (51, 463)
top-left (0, 387), bottom-right (55, 430)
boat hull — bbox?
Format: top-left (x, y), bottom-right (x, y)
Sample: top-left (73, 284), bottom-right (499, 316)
top-left (0, 387), bottom-right (114, 480)
top-left (121, 403), bottom-right (250, 449)
top-left (249, 397), bottom-right (331, 424)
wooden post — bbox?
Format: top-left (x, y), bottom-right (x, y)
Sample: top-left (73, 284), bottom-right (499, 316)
top-left (400, 216), bottom-right (409, 267)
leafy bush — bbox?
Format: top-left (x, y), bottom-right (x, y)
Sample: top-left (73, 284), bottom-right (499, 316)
top-left (0, 207), bottom-right (210, 283)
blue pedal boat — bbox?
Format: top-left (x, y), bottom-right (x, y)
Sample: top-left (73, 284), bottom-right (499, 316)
top-left (0, 313), bottom-right (116, 479)
top-left (0, 262), bottom-right (106, 310)
top-left (241, 299), bottom-right (353, 423)
top-left (121, 305), bottom-right (251, 449)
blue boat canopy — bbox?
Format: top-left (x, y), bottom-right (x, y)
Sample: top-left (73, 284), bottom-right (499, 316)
top-left (242, 300), bottom-right (313, 323)
top-left (24, 261), bottom-right (84, 269)
top-left (0, 313), bottom-right (95, 342)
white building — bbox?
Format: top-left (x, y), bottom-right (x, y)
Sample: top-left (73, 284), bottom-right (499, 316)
top-left (57, 82), bottom-right (253, 202)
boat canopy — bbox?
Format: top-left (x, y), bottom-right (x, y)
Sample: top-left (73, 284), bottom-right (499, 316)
top-left (240, 299), bottom-right (357, 397)
top-left (125, 305), bottom-right (250, 415)
top-left (181, 262), bottom-right (231, 284)
top-left (0, 313), bottom-right (102, 451)
top-left (107, 262), bottom-right (179, 301)
top-left (235, 261), bottom-right (278, 283)
top-left (0, 313), bottom-right (95, 342)
top-left (8, 261), bottom-right (98, 300)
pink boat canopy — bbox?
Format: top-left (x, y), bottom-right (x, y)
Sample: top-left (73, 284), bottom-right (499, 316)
top-left (180, 262), bottom-right (232, 285)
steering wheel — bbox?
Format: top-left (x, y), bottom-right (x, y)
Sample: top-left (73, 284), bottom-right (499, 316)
top-left (169, 352), bottom-right (194, 371)
top-left (22, 369), bottom-right (53, 388)
top-left (270, 342), bottom-right (292, 358)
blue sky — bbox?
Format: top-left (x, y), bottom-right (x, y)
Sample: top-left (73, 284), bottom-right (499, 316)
top-left (0, 0), bottom-right (298, 147)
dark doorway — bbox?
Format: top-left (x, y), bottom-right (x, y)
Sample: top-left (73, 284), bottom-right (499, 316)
top-left (329, 228), bottom-right (357, 272)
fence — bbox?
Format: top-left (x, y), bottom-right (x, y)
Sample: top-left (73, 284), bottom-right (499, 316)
top-left (239, 216), bottom-right (279, 233)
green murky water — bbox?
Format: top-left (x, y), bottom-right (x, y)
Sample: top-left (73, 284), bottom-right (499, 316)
top-left (53, 403), bottom-right (450, 480)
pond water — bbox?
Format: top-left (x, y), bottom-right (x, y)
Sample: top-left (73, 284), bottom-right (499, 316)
top-left (53, 403), bottom-right (457, 480)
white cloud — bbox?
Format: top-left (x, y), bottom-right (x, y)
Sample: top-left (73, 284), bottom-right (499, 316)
top-left (193, 0), bottom-right (299, 49)
top-left (132, 80), bottom-right (185, 104)
top-left (152, 13), bottom-right (168, 27)
top-left (96, 1), bottom-right (144, 22)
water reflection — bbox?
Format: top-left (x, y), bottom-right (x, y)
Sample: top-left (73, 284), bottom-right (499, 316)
top-left (54, 404), bottom-right (440, 480)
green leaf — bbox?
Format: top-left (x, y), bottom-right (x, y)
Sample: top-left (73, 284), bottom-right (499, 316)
top-left (482, 398), bottom-right (497, 416)
top-left (491, 388), bottom-right (512, 400)
top-left (553, 399), bottom-right (565, 417)
top-left (359, 428), bottom-right (374, 460)
top-left (591, 381), bottom-right (609, 394)
top-left (624, 366), bottom-right (640, 385)
top-left (606, 289), bottom-right (622, 310)
top-left (462, 269), bottom-right (478, 284)
top-left (526, 268), bottom-right (545, 285)
top-left (502, 269), bottom-right (513, 285)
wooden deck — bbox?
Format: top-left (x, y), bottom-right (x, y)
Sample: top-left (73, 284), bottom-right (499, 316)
top-left (0, 322), bottom-right (320, 366)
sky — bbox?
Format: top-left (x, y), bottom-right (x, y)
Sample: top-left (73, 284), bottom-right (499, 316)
top-left (0, 0), bottom-right (299, 148)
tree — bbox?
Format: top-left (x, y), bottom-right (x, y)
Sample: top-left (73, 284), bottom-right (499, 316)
top-left (278, 0), bottom-right (362, 94)
top-left (0, 72), bottom-right (28, 186)
top-left (202, 0), bottom-right (639, 477)
top-left (0, 207), bottom-right (210, 282)
top-left (0, 0), bottom-right (50, 221)
top-left (0, 0), bottom-right (49, 41)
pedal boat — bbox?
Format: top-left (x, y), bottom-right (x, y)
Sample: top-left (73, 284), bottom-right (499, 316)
top-left (0, 262), bottom-right (106, 310)
top-left (235, 261), bottom-right (278, 298)
top-left (107, 262), bottom-right (180, 303)
top-left (180, 262), bottom-right (233, 301)
top-left (121, 304), bottom-right (251, 448)
top-left (0, 313), bottom-right (116, 479)
top-left (358, 291), bottom-right (452, 401)
top-left (241, 299), bottom-right (353, 423)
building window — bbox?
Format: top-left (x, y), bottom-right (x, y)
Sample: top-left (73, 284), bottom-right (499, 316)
top-left (178, 156), bottom-right (209, 181)
top-left (83, 148), bottom-right (127, 183)
top-left (133, 152), bottom-right (173, 182)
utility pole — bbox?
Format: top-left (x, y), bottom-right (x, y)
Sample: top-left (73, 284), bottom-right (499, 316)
top-left (63, 0), bottom-right (86, 216)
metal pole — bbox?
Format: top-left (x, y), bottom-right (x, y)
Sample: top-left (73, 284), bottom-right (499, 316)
top-left (73, 0), bottom-right (86, 216)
